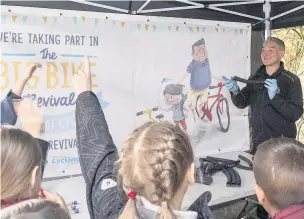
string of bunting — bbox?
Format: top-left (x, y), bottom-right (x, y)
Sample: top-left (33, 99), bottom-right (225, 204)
top-left (0, 15), bottom-right (249, 35)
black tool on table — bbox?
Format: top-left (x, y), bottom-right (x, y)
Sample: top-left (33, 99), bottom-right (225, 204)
top-left (203, 157), bottom-right (240, 187)
top-left (206, 156), bottom-right (253, 171)
top-left (195, 155), bottom-right (253, 187)
top-left (195, 158), bottom-right (213, 185)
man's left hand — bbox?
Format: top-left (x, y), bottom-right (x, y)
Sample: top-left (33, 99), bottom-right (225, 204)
top-left (265, 79), bottom-right (278, 100)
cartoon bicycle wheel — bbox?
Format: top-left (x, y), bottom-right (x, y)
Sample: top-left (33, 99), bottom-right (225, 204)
top-left (196, 83), bottom-right (230, 133)
top-left (216, 97), bottom-right (230, 132)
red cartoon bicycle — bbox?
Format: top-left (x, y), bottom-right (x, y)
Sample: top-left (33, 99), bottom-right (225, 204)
top-left (195, 82), bottom-right (230, 132)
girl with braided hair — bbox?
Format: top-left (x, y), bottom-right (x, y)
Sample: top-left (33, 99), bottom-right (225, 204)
top-left (117, 121), bottom-right (196, 219)
top-left (72, 56), bottom-right (214, 219)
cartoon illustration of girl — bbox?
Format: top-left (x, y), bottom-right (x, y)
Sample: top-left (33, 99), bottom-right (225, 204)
top-left (161, 84), bottom-right (188, 132)
top-left (179, 38), bottom-right (211, 122)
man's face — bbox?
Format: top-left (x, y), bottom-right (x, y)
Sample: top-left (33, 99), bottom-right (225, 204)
top-left (193, 45), bottom-right (207, 62)
top-left (164, 94), bottom-right (182, 105)
top-left (261, 40), bottom-right (284, 66)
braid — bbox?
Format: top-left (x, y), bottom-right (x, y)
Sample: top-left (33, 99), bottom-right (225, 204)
top-left (148, 138), bottom-right (189, 204)
top-left (117, 122), bottom-right (194, 219)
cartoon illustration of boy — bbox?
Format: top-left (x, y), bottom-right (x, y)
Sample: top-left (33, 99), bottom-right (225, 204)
top-left (179, 38), bottom-right (211, 121)
top-left (161, 84), bottom-right (188, 132)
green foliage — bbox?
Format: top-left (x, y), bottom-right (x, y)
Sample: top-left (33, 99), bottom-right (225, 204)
top-left (273, 26), bottom-right (304, 142)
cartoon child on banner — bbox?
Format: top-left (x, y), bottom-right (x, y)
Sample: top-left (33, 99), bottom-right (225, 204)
top-left (179, 38), bottom-right (211, 121)
top-left (161, 84), bottom-right (188, 132)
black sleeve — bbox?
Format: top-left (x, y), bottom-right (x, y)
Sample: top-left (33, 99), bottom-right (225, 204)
top-left (75, 91), bottom-right (126, 219)
top-left (231, 85), bottom-right (251, 109)
top-left (1, 90), bottom-right (21, 125)
top-left (35, 138), bottom-right (49, 178)
top-left (270, 77), bottom-right (303, 122)
top-left (6, 90), bottom-right (21, 100)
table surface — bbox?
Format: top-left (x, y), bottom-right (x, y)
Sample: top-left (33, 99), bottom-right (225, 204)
top-left (42, 151), bottom-right (256, 219)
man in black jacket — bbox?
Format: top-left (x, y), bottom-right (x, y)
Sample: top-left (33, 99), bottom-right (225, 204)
top-left (225, 37), bottom-right (303, 155)
top-left (224, 37), bottom-right (303, 219)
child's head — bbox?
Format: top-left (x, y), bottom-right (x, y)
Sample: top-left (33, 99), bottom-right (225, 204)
top-left (1, 199), bottom-right (71, 219)
top-left (163, 84), bottom-right (185, 105)
top-left (117, 122), bottom-right (194, 219)
top-left (1, 125), bottom-right (42, 201)
top-left (253, 137), bottom-right (304, 216)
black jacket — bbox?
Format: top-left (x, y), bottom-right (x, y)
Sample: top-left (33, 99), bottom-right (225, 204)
top-left (75, 91), bottom-right (126, 219)
top-left (1, 90), bottom-right (21, 125)
top-left (231, 63), bottom-right (303, 153)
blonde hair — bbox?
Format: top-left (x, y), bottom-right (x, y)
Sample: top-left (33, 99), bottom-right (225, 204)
top-left (254, 137), bottom-right (304, 210)
top-left (0, 199), bottom-right (71, 219)
top-left (1, 125), bottom-right (42, 201)
top-left (117, 122), bottom-right (194, 219)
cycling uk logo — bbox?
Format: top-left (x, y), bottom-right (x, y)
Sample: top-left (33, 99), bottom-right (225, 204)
top-left (51, 155), bottom-right (80, 165)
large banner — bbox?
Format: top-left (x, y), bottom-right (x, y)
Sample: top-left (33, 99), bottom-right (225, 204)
top-left (1, 7), bottom-right (251, 178)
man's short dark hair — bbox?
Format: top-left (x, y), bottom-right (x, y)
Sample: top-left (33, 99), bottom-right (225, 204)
top-left (253, 137), bottom-right (304, 210)
top-left (265, 37), bottom-right (285, 51)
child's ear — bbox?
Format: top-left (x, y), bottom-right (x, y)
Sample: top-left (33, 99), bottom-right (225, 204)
top-left (255, 184), bottom-right (266, 204)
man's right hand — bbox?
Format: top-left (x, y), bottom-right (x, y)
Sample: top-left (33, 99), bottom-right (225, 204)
top-left (223, 76), bottom-right (239, 93)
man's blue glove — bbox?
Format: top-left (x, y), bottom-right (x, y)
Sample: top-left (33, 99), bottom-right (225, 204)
top-left (223, 76), bottom-right (239, 93)
top-left (264, 79), bottom-right (278, 100)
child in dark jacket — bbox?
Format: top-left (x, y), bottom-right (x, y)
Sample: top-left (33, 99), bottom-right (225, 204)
top-left (0, 62), bottom-right (49, 175)
top-left (1, 98), bottom-right (69, 219)
top-left (73, 56), bottom-right (214, 219)
top-left (253, 137), bottom-right (304, 219)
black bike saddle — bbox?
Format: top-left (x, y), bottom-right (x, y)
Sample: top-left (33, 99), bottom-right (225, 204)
top-left (222, 75), bottom-right (265, 85)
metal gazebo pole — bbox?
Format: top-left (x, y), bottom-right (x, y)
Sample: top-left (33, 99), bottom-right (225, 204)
top-left (263, 0), bottom-right (271, 40)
